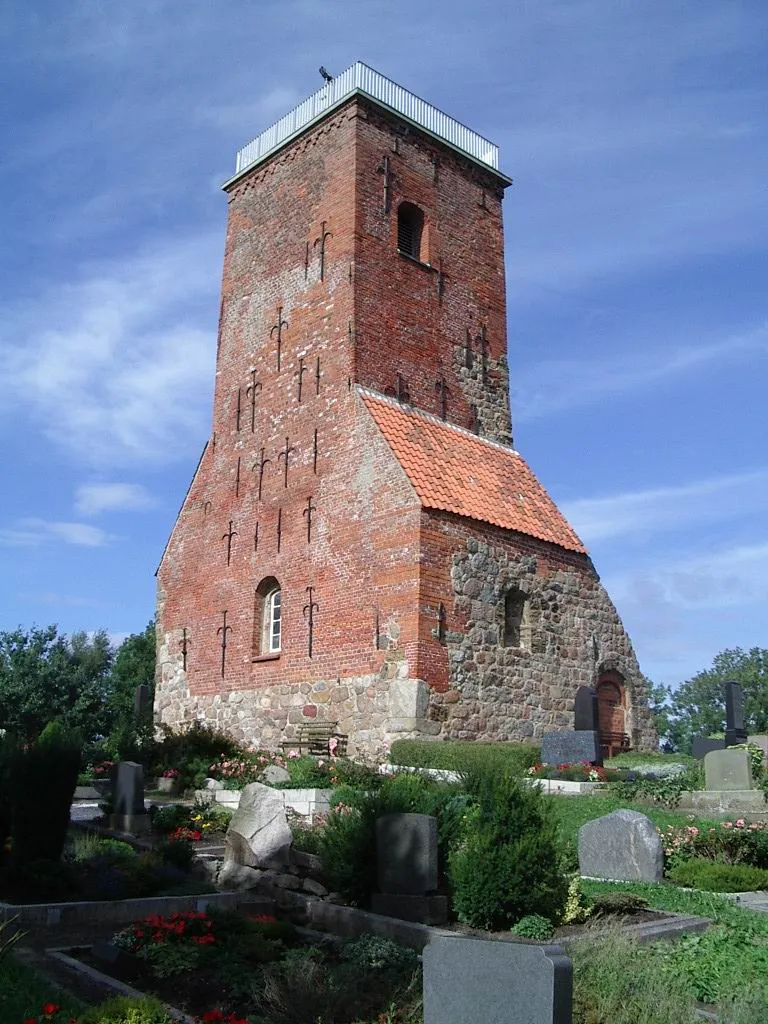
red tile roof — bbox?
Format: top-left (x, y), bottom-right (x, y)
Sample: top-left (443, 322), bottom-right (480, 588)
top-left (361, 391), bottom-right (587, 554)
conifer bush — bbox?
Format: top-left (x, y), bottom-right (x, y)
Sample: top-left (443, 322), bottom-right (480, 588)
top-left (448, 768), bottom-right (568, 930)
top-left (9, 720), bottom-right (82, 867)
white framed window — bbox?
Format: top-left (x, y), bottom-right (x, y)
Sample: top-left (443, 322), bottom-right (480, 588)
top-left (254, 576), bottom-right (282, 659)
top-left (266, 587), bottom-right (282, 653)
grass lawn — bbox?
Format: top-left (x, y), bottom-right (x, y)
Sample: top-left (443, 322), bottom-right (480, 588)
top-left (0, 954), bottom-right (83, 1022)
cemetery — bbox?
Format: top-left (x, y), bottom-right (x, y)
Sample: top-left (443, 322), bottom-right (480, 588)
top-left (2, 682), bottom-right (768, 1023)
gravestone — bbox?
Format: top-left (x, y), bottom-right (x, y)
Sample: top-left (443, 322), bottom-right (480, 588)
top-left (111, 761), bottom-right (150, 834)
top-left (747, 735), bottom-right (768, 768)
top-left (573, 686), bottom-right (598, 732)
top-left (578, 809), bottom-right (663, 882)
top-left (704, 748), bottom-right (752, 792)
top-left (691, 737), bottom-right (725, 760)
top-left (423, 934), bottom-right (572, 1024)
top-left (724, 680), bottom-right (748, 747)
top-left (540, 731), bottom-right (601, 767)
top-left (133, 684), bottom-right (150, 724)
top-left (223, 782), bottom-right (292, 870)
top-left (371, 812), bottom-right (447, 924)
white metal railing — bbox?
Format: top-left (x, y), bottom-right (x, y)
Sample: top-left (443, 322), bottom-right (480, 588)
top-left (234, 62), bottom-right (499, 176)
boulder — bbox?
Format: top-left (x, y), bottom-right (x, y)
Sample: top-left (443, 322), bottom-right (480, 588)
top-left (224, 782), bottom-right (292, 869)
top-left (262, 764), bottom-right (291, 785)
top-left (578, 809), bottom-right (663, 882)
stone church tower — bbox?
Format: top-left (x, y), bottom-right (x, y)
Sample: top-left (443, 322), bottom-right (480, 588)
top-left (155, 63), bottom-right (657, 756)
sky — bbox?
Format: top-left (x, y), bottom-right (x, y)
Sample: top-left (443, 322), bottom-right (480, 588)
top-left (0, 0), bottom-right (765, 689)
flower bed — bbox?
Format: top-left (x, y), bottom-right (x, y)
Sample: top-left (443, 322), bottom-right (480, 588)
top-left (71, 909), bottom-right (422, 1023)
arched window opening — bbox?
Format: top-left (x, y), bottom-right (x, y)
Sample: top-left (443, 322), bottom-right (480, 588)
top-left (502, 588), bottom-right (531, 649)
top-left (397, 202), bottom-right (424, 261)
top-left (254, 577), bottom-right (282, 658)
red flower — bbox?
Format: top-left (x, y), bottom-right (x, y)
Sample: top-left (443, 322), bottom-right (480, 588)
top-left (43, 1005), bottom-right (61, 1016)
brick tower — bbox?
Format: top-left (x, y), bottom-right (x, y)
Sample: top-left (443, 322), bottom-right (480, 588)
top-left (156, 63), bottom-right (657, 756)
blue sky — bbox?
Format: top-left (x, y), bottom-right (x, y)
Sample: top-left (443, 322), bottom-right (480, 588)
top-left (0, 0), bottom-right (765, 689)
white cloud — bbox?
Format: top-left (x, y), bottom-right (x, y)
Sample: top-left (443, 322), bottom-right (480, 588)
top-left (75, 482), bottom-right (157, 517)
top-left (0, 234), bottom-right (218, 467)
top-left (562, 468), bottom-right (768, 543)
top-left (514, 324), bottom-right (768, 422)
top-left (0, 519), bottom-right (113, 548)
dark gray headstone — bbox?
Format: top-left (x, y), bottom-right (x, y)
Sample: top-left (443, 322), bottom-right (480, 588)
top-left (376, 812), bottom-right (438, 895)
top-left (573, 687), bottom-right (598, 732)
top-left (371, 892), bottom-right (448, 925)
top-left (423, 935), bottom-right (572, 1024)
top-left (540, 731), bottom-right (601, 767)
top-left (133, 683), bottom-right (150, 724)
top-left (725, 680), bottom-right (747, 746)
top-left (578, 809), bottom-right (663, 882)
top-left (113, 761), bottom-right (145, 816)
top-left (692, 737), bottom-right (725, 760)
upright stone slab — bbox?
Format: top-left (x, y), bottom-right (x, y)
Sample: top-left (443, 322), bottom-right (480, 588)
top-left (224, 781), bottom-right (292, 869)
top-left (133, 683), bottom-right (150, 724)
top-left (371, 812), bottom-right (446, 924)
top-left (423, 935), bottom-right (572, 1024)
top-left (724, 680), bottom-right (748, 747)
top-left (747, 735), bottom-right (768, 768)
top-left (573, 686), bottom-right (598, 732)
top-left (376, 813), bottom-right (438, 894)
top-left (704, 748), bottom-right (752, 792)
top-left (691, 737), bottom-right (725, 760)
top-left (541, 731), bottom-right (601, 767)
top-left (111, 761), bottom-right (150, 834)
top-left (578, 809), bottom-right (663, 882)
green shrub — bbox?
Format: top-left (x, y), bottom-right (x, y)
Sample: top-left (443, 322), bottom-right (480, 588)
top-left (448, 768), bottom-right (567, 930)
top-left (339, 934), bottom-right (419, 971)
top-left (154, 837), bottom-right (195, 871)
top-left (510, 914), bottom-right (554, 940)
top-left (66, 834), bottom-right (136, 863)
top-left (668, 858), bottom-right (768, 892)
top-left (389, 739), bottom-right (540, 777)
top-left (9, 721), bottom-right (83, 866)
top-left (146, 721), bottom-right (250, 789)
top-left (76, 994), bottom-right (179, 1023)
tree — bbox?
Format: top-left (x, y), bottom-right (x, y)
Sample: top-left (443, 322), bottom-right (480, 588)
top-left (666, 648), bottom-right (768, 754)
top-left (646, 682), bottom-right (673, 750)
top-left (0, 625), bottom-right (113, 742)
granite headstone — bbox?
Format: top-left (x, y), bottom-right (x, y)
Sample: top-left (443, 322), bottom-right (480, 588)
top-left (573, 686), bottom-right (598, 733)
top-left (423, 934), bottom-right (573, 1024)
top-left (704, 748), bottom-right (752, 792)
top-left (371, 812), bottom-right (447, 924)
top-left (223, 781), bottom-right (292, 869)
top-left (133, 684), bottom-right (150, 724)
top-left (691, 737), bottom-right (725, 761)
top-left (724, 680), bottom-right (748, 747)
top-left (540, 731), bottom-right (601, 767)
top-left (578, 809), bottom-right (663, 882)
top-left (111, 761), bottom-right (150, 833)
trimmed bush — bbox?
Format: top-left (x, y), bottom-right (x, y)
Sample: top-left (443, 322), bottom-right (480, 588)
top-left (590, 891), bottom-right (649, 916)
top-left (389, 739), bottom-right (540, 777)
top-left (10, 721), bottom-right (82, 867)
top-left (448, 768), bottom-right (568, 930)
top-left (668, 858), bottom-right (768, 892)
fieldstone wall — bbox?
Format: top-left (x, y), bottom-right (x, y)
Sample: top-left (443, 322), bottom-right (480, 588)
top-left (426, 533), bottom-right (657, 750)
top-left (155, 617), bottom-right (438, 757)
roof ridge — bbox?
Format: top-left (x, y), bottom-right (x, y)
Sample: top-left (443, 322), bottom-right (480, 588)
top-left (355, 385), bottom-right (520, 458)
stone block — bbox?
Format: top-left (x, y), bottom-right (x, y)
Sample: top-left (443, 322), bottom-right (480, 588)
top-left (578, 809), bottom-right (663, 882)
top-left (691, 737), bottom-right (725, 760)
top-left (262, 764), bottom-right (291, 785)
top-left (113, 761), bottom-right (145, 816)
top-left (540, 731), bottom-right (601, 767)
top-left (423, 934), bottom-right (572, 1024)
top-left (573, 687), bottom-right (598, 732)
top-left (376, 813), bottom-right (438, 895)
top-left (704, 748), bottom-right (752, 792)
top-left (224, 782), bottom-right (292, 869)
top-left (747, 735), bottom-right (768, 767)
top-left (371, 893), bottom-right (448, 925)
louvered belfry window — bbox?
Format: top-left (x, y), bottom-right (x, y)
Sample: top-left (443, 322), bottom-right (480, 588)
top-left (397, 202), bottom-right (424, 260)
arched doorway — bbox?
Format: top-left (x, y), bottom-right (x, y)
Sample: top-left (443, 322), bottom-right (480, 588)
top-left (597, 672), bottom-right (630, 759)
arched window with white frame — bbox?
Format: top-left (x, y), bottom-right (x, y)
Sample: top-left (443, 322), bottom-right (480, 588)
top-left (253, 576), bottom-right (282, 658)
